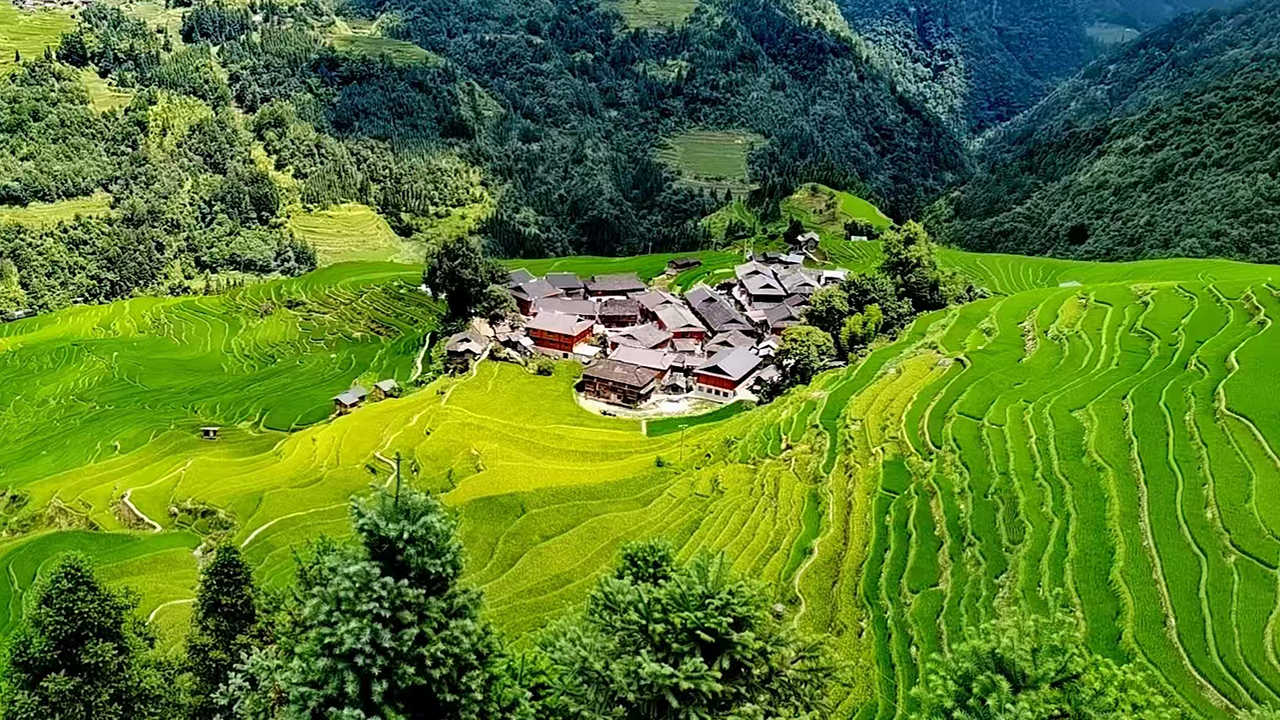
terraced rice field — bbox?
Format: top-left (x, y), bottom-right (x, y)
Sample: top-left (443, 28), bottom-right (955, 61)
top-left (0, 3), bottom-right (75, 76)
top-left (4, 248), bottom-right (1280, 718)
top-left (659, 130), bottom-right (764, 195)
top-left (607, 0), bottom-right (698, 27)
top-left (0, 192), bottom-right (112, 227)
top-left (288, 204), bottom-right (424, 265)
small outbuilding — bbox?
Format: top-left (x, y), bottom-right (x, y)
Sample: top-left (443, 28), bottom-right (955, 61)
top-left (201, 427), bottom-right (220, 440)
top-left (372, 379), bottom-right (399, 401)
top-left (333, 391), bottom-right (363, 415)
top-left (667, 257), bottom-right (702, 274)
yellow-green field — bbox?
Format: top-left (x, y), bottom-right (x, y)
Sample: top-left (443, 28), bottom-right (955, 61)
top-left (659, 130), bottom-right (765, 195)
top-left (607, 0), bottom-right (698, 27)
top-left (0, 3), bottom-right (74, 75)
top-left (79, 68), bottom-right (135, 111)
top-left (328, 17), bottom-right (435, 64)
top-left (0, 191), bottom-right (112, 227)
top-left (5, 246), bottom-right (1280, 718)
top-left (288, 204), bottom-right (424, 265)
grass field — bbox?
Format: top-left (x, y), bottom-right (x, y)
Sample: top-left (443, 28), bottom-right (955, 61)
top-left (79, 69), bottom-right (135, 111)
top-left (0, 192), bottom-right (112, 227)
top-left (0, 3), bottom-right (75, 76)
top-left (288, 204), bottom-right (425, 265)
top-left (607, 0), bottom-right (698, 27)
top-left (5, 245), bottom-right (1280, 718)
top-left (659, 130), bottom-right (764, 195)
top-left (328, 17), bottom-right (435, 64)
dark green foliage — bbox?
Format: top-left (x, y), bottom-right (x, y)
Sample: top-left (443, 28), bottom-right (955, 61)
top-left (0, 553), bottom-right (177, 720)
top-left (933, 0), bottom-right (1280, 263)
top-left (222, 487), bottom-right (530, 720)
top-left (775, 324), bottom-right (836, 388)
top-left (182, 1), bottom-right (254, 45)
top-left (529, 540), bottom-right (834, 719)
top-left (804, 285), bottom-right (850, 338)
top-left (186, 545), bottom-right (263, 720)
top-left (842, 0), bottom-right (1231, 131)
top-left (57, 4), bottom-right (162, 83)
top-left (911, 603), bottom-right (1180, 719)
top-left (0, 66), bottom-right (314, 310)
top-left (423, 235), bottom-right (513, 323)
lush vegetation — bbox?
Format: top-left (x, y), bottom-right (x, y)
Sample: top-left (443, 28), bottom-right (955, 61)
top-left (4, 244), bottom-right (1280, 717)
top-left (930, 0), bottom-right (1280, 263)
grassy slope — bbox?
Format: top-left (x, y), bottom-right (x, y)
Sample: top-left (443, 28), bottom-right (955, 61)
top-left (659, 130), bottom-right (765, 195)
top-left (0, 191), bottom-right (113, 227)
top-left (3, 248), bottom-right (1280, 718)
top-left (288, 204), bottom-right (424, 265)
top-left (0, 3), bottom-right (74, 76)
top-left (607, 0), bottom-right (698, 27)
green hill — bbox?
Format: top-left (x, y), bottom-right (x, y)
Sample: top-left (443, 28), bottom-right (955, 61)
top-left (930, 0), bottom-right (1280, 264)
top-left (4, 248), bottom-right (1280, 716)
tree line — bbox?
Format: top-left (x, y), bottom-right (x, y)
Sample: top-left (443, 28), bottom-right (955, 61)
top-left (0, 482), bottom-right (1193, 720)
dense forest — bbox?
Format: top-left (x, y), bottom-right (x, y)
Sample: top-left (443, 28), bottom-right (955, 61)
top-left (1, 0), bottom-right (1276, 313)
top-left (929, 0), bottom-right (1280, 263)
top-left (837, 0), bottom-right (1235, 130)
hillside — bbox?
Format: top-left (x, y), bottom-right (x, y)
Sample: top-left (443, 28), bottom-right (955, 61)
top-left (839, 0), bottom-right (1235, 129)
top-left (930, 0), bottom-right (1280, 263)
top-left (3, 247), bottom-right (1280, 716)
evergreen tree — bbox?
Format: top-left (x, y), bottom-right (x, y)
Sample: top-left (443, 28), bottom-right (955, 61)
top-left (423, 235), bottom-right (513, 325)
top-left (185, 545), bottom-right (262, 720)
top-left (911, 602), bottom-right (1179, 719)
top-left (223, 487), bottom-right (530, 720)
top-left (0, 553), bottom-right (176, 720)
top-left (531, 540), bottom-right (834, 719)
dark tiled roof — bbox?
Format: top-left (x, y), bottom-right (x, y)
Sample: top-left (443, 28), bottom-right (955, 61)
top-left (527, 312), bottom-right (593, 336)
top-left (583, 359), bottom-right (660, 389)
top-left (446, 330), bottom-right (487, 354)
top-left (510, 279), bottom-right (563, 302)
top-left (696, 348), bottom-right (762, 382)
top-left (667, 257), bottom-right (702, 270)
top-left (600, 297), bottom-right (640, 316)
top-left (687, 286), bottom-right (751, 333)
top-left (586, 273), bottom-right (646, 294)
top-left (706, 330), bottom-right (755, 352)
top-left (508, 268), bottom-right (535, 287)
top-left (631, 289), bottom-right (678, 313)
top-left (613, 323), bottom-right (672, 350)
top-left (375, 379), bottom-right (399, 393)
top-left (545, 272), bottom-right (585, 291)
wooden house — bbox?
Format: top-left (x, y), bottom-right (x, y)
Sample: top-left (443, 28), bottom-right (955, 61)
top-left (526, 312), bottom-right (595, 359)
top-left (694, 348), bottom-right (762, 401)
top-left (581, 359), bottom-right (660, 407)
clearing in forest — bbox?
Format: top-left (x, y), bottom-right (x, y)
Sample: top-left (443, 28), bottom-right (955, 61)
top-left (659, 130), bottom-right (765, 196)
top-left (288, 204), bottom-right (423, 265)
top-left (0, 192), bottom-right (112, 227)
top-left (0, 3), bottom-right (74, 75)
top-left (607, 0), bottom-right (698, 27)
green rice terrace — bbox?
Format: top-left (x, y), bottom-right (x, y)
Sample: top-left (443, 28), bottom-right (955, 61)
top-left (3, 244), bottom-right (1280, 717)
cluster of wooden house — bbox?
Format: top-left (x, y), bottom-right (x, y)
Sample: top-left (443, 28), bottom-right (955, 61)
top-left (332, 379), bottom-right (399, 415)
top-left (446, 252), bottom-right (849, 410)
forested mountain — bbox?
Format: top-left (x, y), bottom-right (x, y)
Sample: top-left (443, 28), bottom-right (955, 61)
top-left (929, 0), bottom-right (1280, 263)
top-left (839, 0), bottom-right (1235, 129)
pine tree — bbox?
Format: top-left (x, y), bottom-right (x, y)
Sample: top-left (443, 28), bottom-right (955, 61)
top-left (0, 553), bottom-right (177, 720)
top-left (185, 545), bottom-right (261, 720)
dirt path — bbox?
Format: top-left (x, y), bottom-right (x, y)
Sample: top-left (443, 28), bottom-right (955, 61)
top-left (409, 332), bottom-right (433, 382)
top-left (121, 490), bottom-right (162, 532)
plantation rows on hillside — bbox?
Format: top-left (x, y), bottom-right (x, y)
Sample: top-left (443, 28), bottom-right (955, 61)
top-left (2, 249), bottom-right (1280, 717)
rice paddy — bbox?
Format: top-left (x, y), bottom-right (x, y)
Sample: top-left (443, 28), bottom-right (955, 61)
top-left (0, 191), bottom-right (113, 227)
top-left (288, 204), bottom-right (424, 265)
top-left (658, 130), bottom-right (765, 195)
top-left (3, 245), bottom-right (1280, 718)
top-left (607, 0), bottom-right (698, 27)
top-left (0, 2), bottom-right (75, 76)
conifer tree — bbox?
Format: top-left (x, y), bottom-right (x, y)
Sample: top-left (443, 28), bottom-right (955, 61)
top-left (185, 544), bottom-right (261, 720)
top-left (0, 553), bottom-right (176, 720)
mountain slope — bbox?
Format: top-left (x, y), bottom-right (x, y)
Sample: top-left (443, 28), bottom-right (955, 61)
top-left (929, 0), bottom-right (1280, 263)
top-left (839, 0), bottom-right (1236, 129)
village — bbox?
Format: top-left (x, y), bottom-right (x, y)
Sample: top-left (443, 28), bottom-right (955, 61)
top-left (442, 232), bottom-right (850, 413)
